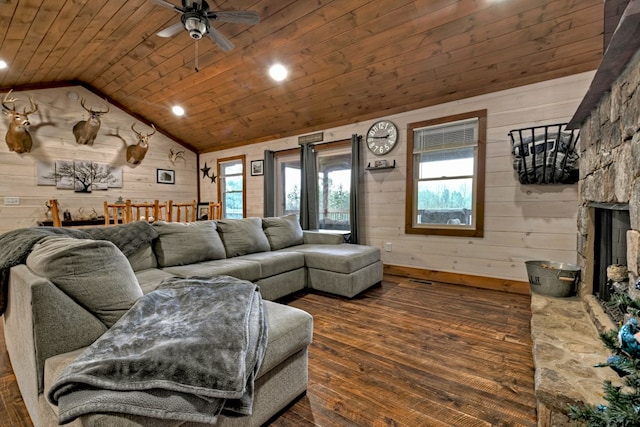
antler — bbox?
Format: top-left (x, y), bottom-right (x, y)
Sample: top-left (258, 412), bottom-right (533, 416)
top-left (23, 96), bottom-right (38, 115)
top-left (2, 90), bottom-right (17, 113)
top-left (169, 147), bottom-right (186, 164)
top-left (80, 98), bottom-right (109, 114)
top-left (131, 123), bottom-right (156, 138)
top-left (2, 90), bottom-right (37, 115)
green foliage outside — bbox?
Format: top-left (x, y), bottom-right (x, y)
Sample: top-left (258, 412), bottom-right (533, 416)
top-left (417, 183), bottom-right (471, 210)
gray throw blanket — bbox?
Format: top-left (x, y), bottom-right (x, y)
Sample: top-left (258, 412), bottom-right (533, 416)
top-left (0, 221), bottom-right (158, 315)
top-left (48, 276), bottom-right (268, 425)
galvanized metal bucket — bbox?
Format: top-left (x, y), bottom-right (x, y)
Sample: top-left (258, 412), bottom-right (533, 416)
top-left (525, 260), bottom-right (580, 297)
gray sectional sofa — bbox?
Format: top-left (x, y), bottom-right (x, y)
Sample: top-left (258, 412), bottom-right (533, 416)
top-left (2, 215), bottom-right (382, 426)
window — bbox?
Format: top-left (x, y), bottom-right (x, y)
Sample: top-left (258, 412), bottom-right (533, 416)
top-left (316, 142), bottom-right (351, 231)
top-left (275, 149), bottom-right (301, 217)
top-left (405, 110), bottom-right (486, 237)
top-left (217, 155), bottom-right (246, 219)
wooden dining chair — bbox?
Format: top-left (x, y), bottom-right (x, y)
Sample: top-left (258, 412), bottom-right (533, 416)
top-left (103, 201), bottom-right (130, 225)
top-left (127, 200), bottom-right (161, 222)
top-left (207, 202), bottom-right (222, 220)
top-left (48, 199), bottom-right (62, 227)
top-left (168, 200), bottom-right (197, 222)
top-left (155, 201), bottom-right (168, 221)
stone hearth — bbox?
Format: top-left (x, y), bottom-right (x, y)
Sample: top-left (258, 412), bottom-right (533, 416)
top-left (530, 294), bottom-right (617, 426)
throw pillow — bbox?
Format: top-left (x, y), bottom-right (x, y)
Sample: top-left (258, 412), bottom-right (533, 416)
top-left (26, 237), bottom-right (143, 328)
top-left (153, 221), bottom-right (226, 267)
top-left (216, 217), bottom-right (271, 257)
top-left (262, 214), bottom-right (304, 250)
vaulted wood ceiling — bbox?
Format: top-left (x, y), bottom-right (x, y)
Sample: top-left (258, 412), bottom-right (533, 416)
top-left (0, 0), bottom-right (603, 153)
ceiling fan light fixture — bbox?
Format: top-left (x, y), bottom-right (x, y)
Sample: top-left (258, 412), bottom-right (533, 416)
top-left (172, 105), bottom-right (185, 116)
top-left (184, 16), bottom-right (207, 39)
top-left (269, 64), bottom-right (288, 82)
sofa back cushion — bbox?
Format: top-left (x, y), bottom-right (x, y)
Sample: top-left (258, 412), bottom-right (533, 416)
top-left (153, 221), bottom-right (226, 267)
top-left (262, 215), bottom-right (304, 250)
top-left (127, 244), bottom-right (158, 271)
top-left (216, 217), bottom-right (271, 257)
top-left (26, 237), bottom-right (143, 328)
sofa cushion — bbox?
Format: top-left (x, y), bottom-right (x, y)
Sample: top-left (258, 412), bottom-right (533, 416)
top-left (153, 220), bottom-right (226, 267)
top-left (216, 217), bottom-right (271, 257)
top-left (134, 268), bottom-right (177, 294)
top-left (126, 244), bottom-right (157, 271)
top-left (26, 237), bottom-right (143, 328)
top-left (280, 244), bottom-right (381, 274)
top-left (237, 251), bottom-right (305, 278)
top-left (162, 258), bottom-right (262, 282)
top-left (259, 301), bottom-right (313, 375)
top-left (262, 215), bottom-right (304, 250)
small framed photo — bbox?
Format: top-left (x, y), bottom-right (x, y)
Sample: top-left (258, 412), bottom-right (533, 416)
top-left (197, 202), bottom-right (210, 220)
top-left (157, 169), bottom-right (175, 184)
top-left (374, 160), bottom-right (388, 168)
top-left (251, 160), bottom-right (264, 176)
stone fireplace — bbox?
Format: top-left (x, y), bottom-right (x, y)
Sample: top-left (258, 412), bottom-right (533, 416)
top-left (577, 48), bottom-right (640, 307)
top-left (530, 3), bottom-right (640, 424)
top-left (589, 203), bottom-right (630, 320)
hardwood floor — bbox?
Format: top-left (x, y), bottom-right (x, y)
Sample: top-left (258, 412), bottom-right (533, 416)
top-left (0, 275), bottom-right (536, 426)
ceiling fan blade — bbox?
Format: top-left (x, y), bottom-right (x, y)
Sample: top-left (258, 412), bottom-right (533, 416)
top-left (148, 0), bottom-right (184, 13)
top-left (157, 22), bottom-right (185, 38)
top-left (207, 11), bottom-right (260, 25)
top-left (207, 26), bottom-right (234, 51)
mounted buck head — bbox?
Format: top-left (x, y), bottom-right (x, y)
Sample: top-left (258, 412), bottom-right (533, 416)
top-left (127, 123), bottom-right (156, 165)
top-left (72, 98), bottom-right (109, 145)
top-left (168, 147), bottom-right (185, 165)
top-left (1, 90), bottom-right (38, 153)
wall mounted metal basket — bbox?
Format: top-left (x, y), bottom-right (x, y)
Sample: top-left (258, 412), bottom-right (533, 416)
top-left (508, 123), bottom-right (580, 184)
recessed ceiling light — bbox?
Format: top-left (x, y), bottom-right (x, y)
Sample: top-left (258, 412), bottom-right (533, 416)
top-left (0, 60), bottom-right (7, 69)
top-left (269, 64), bottom-right (288, 82)
top-left (172, 105), bottom-right (185, 116)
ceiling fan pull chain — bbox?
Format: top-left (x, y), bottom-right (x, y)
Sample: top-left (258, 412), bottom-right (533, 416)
top-left (195, 40), bottom-right (199, 72)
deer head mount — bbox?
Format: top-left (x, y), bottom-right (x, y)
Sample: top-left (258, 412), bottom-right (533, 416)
top-left (127, 123), bottom-right (156, 165)
top-left (168, 147), bottom-right (185, 165)
top-left (1, 90), bottom-right (38, 153)
top-left (72, 98), bottom-right (109, 145)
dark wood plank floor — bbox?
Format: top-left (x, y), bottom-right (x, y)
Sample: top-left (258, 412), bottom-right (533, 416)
top-left (0, 275), bottom-right (536, 426)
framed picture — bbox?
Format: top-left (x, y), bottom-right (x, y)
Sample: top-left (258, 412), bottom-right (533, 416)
top-left (197, 202), bottom-right (209, 220)
top-left (157, 169), bottom-right (175, 184)
top-left (374, 160), bottom-right (388, 168)
top-left (251, 160), bottom-right (264, 176)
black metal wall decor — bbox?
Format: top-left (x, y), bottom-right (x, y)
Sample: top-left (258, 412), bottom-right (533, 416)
top-left (200, 162), bottom-right (216, 183)
top-left (509, 123), bottom-right (580, 184)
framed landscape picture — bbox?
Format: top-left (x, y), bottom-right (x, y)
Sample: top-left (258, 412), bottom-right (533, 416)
top-left (157, 169), bottom-right (175, 184)
top-left (251, 160), bottom-right (264, 176)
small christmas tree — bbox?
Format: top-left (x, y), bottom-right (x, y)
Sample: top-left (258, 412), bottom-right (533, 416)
top-left (569, 293), bottom-right (640, 425)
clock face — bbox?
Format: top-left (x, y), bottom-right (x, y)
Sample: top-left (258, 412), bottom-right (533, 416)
top-left (366, 120), bottom-right (398, 155)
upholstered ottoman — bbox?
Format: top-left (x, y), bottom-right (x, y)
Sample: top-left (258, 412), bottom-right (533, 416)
top-left (279, 244), bottom-right (382, 298)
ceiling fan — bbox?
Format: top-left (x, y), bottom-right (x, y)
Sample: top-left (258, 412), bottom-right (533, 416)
top-left (150, 0), bottom-right (260, 52)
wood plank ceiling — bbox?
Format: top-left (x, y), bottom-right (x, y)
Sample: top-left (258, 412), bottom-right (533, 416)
top-left (0, 0), bottom-right (603, 153)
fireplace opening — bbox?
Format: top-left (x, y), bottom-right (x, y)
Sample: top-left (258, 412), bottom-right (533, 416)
top-left (592, 203), bottom-right (630, 322)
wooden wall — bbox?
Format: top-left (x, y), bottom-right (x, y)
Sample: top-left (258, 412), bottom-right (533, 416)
top-left (0, 86), bottom-right (197, 233)
top-left (200, 71), bottom-right (594, 282)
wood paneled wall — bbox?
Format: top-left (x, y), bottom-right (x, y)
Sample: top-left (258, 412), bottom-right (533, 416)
top-left (200, 71), bottom-right (594, 282)
top-left (0, 86), bottom-right (197, 233)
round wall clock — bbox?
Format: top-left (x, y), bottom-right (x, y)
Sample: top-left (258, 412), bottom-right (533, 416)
top-left (366, 120), bottom-right (398, 155)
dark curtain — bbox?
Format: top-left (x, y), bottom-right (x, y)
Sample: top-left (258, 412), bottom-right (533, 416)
top-left (349, 134), bottom-right (361, 243)
top-left (300, 143), bottom-right (318, 230)
top-left (263, 150), bottom-right (275, 217)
